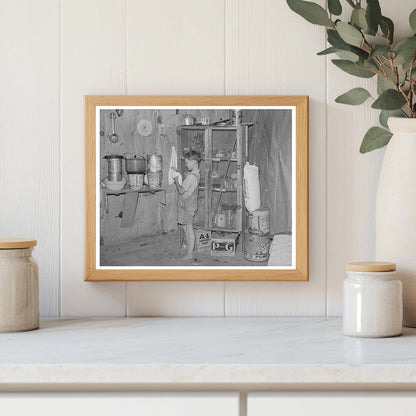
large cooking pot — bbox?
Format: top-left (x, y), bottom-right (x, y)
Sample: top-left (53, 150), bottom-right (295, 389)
top-left (104, 154), bottom-right (123, 181)
top-left (124, 154), bottom-right (147, 174)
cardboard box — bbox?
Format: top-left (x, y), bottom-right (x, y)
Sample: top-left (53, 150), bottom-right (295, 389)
top-left (211, 233), bottom-right (239, 257)
top-left (195, 229), bottom-right (211, 253)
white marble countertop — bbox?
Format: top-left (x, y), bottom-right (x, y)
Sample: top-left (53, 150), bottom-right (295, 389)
top-left (1, 317), bottom-right (416, 389)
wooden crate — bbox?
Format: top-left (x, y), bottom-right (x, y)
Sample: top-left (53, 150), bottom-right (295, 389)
top-left (211, 233), bottom-right (239, 257)
top-left (195, 229), bottom-right (211, 253)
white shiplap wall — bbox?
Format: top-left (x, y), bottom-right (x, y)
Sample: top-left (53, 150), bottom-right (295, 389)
top-left (1, 0), bottom-right (413, 317)
top-left (0, 0), bottom-right (60, 316)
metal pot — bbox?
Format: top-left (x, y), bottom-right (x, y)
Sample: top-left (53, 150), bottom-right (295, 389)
top-left (146, 154), bottom-right (163, 172)
top-left (104, 155), bottom-right (123, 181)
top-left (124, 154), bottom-right (147, 174)
top-left (182, 114), bottom-right (195, 126)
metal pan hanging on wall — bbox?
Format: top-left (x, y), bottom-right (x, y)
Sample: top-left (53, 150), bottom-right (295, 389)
top-left (137, 119), bottom-right (153, 137)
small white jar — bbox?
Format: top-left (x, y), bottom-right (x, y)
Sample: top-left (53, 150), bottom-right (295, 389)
top-left (0, 239), bottom-right (39, 332)
top-left (343, 262), bottom-right (402, 338)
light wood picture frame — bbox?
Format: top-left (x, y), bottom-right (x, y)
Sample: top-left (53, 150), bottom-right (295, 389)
top-left (85, 96), bottom-right (308, 281)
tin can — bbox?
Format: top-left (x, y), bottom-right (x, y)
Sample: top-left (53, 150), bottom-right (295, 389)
top-left (231, 109), bottom-right (242, 126)
top-left (243, 231), bottom-right (270, 262)
top-left (248, 207), bottom-right (270, 235)
top-left (215, 213), bottom-right (226, 228)
top-left (128, 174), bottom-right (144, 190)
top-left (146, 154), bottom-right (163, 173)
top-left (147, 171), bottom-right (162, 189)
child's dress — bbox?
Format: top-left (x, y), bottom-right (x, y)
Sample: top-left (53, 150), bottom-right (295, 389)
top-left (178, 170), bottom-right (200, 225)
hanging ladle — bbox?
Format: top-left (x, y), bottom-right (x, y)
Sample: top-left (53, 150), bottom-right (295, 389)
top-left (109, 112), bottom-right (119, 143)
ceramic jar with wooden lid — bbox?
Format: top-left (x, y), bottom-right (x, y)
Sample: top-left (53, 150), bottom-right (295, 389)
top-left (343, 262), bottom-right (402, 338)
top-left (0, 239), bottom-right (39, 332)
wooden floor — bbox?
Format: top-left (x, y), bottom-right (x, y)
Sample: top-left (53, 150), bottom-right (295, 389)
top-left (100, 230), bottom-right (292, 267)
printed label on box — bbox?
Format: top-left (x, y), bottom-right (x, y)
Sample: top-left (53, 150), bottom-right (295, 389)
top-left (196, 230), bottom-right (211, 252)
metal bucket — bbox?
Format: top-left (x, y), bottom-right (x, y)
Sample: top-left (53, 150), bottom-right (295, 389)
top-left (146, 154), bottom-right (163, 172)
top-left (125, 155), bottom-right (146, 174)
top-left (128, 174), bottom-right (144, 190)
top-left (243, 231), bottom-right (270, 262)
top-left (247, 207), bottom-right (270, 235)
top-left (104, 155), bottom-right (123, 181)
top-left (147, 172), bottom-right (162, 189)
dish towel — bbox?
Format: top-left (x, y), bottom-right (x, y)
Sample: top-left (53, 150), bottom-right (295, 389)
top-left (168, 146), bottom-right (182, 185)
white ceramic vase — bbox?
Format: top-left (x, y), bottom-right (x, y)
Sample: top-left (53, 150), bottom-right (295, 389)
top-left (376, 117), bottom-right (416, 327)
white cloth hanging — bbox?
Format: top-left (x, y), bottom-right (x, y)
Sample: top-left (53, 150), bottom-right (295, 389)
top-left (168, 146), bottom-right (182, 185)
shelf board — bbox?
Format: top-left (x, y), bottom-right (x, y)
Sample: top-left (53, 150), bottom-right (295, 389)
top-left (198, 186), bottom-right (237, 193)
top-left (180, 157), bottom-right (238, 162)
top-left (192, 224), bottom-right (240, 233)
top-left (210, 158), bottom-right (238, 162)
top-left (180, 123), bottom-right (253, 131)
top-left (212, 188), bottom-right (237, 193)
top-left (102, 186), bottom-right (165, 196)
top-left (210, 227), bottom-right (240, 233)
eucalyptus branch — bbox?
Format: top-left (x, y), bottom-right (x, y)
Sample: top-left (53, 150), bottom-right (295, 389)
top-left (286, 0), bottom-right (416, 151)
top-left (362, 37), bottom-right (373, 53)
top-left (397, 82), bottom-right (413, 117)
top-left (390, 59), bottom-right (400, 86)
top-left (375, 57), bottom-right (400, 89)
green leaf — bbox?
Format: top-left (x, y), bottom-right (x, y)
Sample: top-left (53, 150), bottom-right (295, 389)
top-left (327, 29), bottom-right (348, 48)
top-left (362, 59), bottom-right (379, 72)
top-left (393, 36), bottom-right (416, 71)
top-left (372, 89), bottom-right (406, 110)
top-left (317, 47), bottom-right (338, 55)
top-left (327, 29), bottom-right (369, 59)
top-left (360, 127), bottom-right (392, 153)
top-left (380, 16), bottom-right (394, 44)
top-left (328, 0), bottom-right (342, 16)
top-left (317, 46), bottom-right (358, 61)
top-left (377, 75), bottom-right (393, 94)
top-left (336, 21), bottom-right (363, 47)
top-left (379, 110), bottom-right (402, 129)
top-left (287, 0), bottom-right (334, 27)
top-left (332, 59), bottom-right (375, 78)
top-left (351, 7), bottom-right (369, 32)
top-left (335, 87), bottom-right (371, 105)
top-left (410, 9), bottom-right (416, 32)
top-left (366, 0), bottom-right (382, 35)
top-left (371, 46), bottom-right (392, 58)
top-left (335, 50), bottom-right (359, 62)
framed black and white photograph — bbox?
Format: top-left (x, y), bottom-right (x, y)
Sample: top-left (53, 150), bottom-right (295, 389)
top-left (84, 96), bottom-right (308, 281)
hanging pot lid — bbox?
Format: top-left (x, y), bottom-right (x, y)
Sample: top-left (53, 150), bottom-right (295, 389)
top-left (137, 119), bottom-right (153, 136)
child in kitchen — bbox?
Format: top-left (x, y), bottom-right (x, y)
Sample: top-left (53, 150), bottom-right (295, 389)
top-left (173, 150), bottom-right (201, 261)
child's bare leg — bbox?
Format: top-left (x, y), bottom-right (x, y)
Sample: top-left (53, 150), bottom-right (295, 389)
top-left (179, 225), bottom-right (186, 253)
top-left (183, 224), bottom-right (195, 260)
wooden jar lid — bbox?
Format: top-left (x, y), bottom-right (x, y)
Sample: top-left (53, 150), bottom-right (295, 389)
top-left (0, 239), bottom-right (37, 249)
top-left (346, 261), bottom-right (396, 272)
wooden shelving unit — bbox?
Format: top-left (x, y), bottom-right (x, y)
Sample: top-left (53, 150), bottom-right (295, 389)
top-left (178, 123), bottom-right (253, 235)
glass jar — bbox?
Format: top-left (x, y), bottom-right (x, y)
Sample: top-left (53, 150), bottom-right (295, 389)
top-left (0, 239), bottom-right (39, 332)
top-left (343, 262), bottom-right (402, 338)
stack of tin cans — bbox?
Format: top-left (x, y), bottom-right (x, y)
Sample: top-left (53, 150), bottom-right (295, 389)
top-left (243, 207), bottom-right (271, 262)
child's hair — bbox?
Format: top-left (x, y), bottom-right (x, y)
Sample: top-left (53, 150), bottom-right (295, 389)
top-left (184, 149), bottom-right (201, 163)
